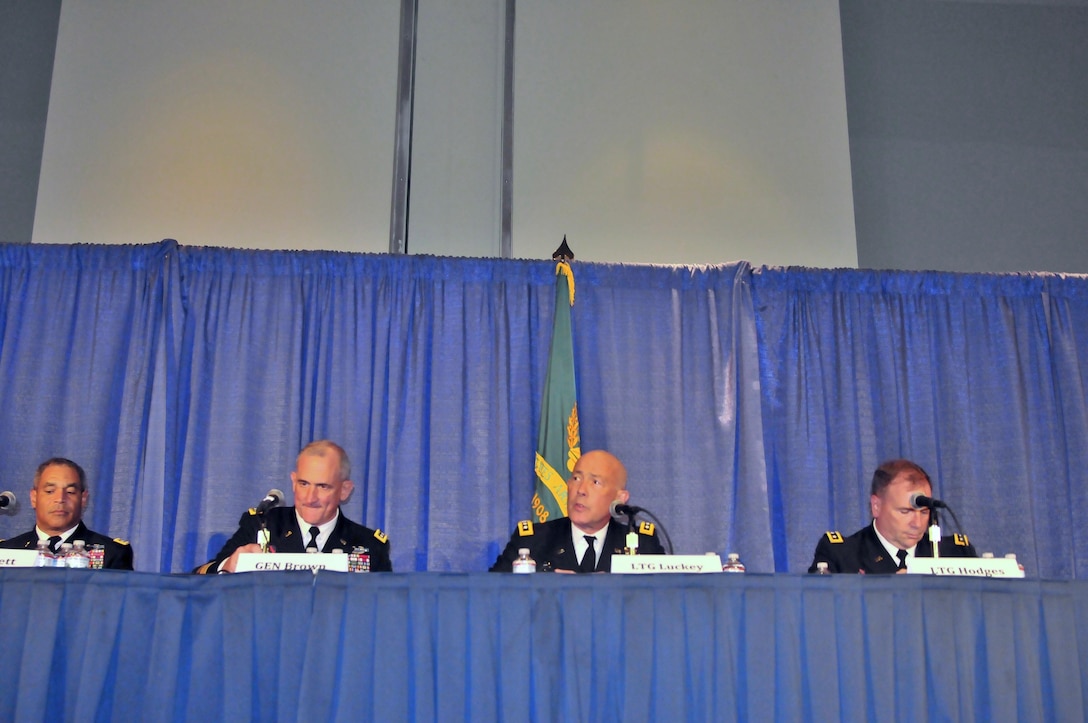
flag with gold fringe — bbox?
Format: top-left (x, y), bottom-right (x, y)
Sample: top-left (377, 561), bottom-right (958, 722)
top-left (532, 239), bottom-right (580, 522)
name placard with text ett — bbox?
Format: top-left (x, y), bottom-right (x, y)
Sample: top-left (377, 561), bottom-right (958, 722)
top-left (0, 550), bottom-right (38, 568)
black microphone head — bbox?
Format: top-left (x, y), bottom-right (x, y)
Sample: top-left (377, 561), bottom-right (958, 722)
top-left (0, 490), bottom-right (15, 509)
top-left (255, 488), bottom-right (285, 513)
top-left (908, 491), bottom-right (947, 509)
top-left (610, 501), bottom-right (641, 517)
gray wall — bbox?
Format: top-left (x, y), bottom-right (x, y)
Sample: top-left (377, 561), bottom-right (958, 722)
top-left (0, 0), bottom-right (60, 246)
top-left (842, 0), bottom-right (1088, 273)
top-left (3, 0), bottom-right (1087, 272)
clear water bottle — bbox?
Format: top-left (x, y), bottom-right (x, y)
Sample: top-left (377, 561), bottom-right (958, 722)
top-left (34, 539), bottom-right (55, 567)
top-left (512, 548), bottom-right (537, 574)
top-left (722, 552), bottom-right (746, 573)
top-left (815, 561), bottom-right (830, 575)
top-left (66, 540), bottom-right (90, 569)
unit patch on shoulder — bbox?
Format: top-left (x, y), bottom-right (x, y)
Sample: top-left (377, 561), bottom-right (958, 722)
top-left (373, 529), bottom-right (388, 544)
top-left (638, 521), bottom-right (655, 536)
top-left (517, 520), bottom-right (535, 536)
top-left (953, 533), bottom-right (970, 547)
top-left (825, 531), bottom-right (844, 544)
top-left (114, 538), bottom-right (130, 546)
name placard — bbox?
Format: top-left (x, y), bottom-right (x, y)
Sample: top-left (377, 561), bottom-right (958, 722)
top-left (611, 554), bottom-right (723, 574)
top-left (235, 552), bottom-right (350, 573)
top-left (907, 557), bottom-right (1025, 578)
top-left (0, 550), bottom-right (38, 568)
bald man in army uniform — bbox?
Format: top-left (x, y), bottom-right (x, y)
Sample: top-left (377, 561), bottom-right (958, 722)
top-left (809, 459), bottom-right (976, 574)
top-left (491, 450), bottom-right (664, 573)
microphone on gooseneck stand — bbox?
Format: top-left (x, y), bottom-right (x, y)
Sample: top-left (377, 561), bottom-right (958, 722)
top-left (253, 489), bottom-right (284, 553)
top-left (255, 489), bottom-right (285, 514)
top-left (0, 490), bottom-right (15, 510)
top-left (909, 491), bottom-right (966, 559)
top-left (609, 500), bottom-right (673, 555)
top-left (908, 492), bottom-right (947, 510)
top-left (609, 502), bottom-right (644, 517)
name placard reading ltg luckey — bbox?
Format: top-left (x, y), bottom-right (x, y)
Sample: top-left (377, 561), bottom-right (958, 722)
top-left (235, 552), bottom-right (350, 574)
top-left (611, 554), bottom-right (723, 574)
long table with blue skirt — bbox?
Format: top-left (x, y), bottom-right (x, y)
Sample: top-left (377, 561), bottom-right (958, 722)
top-left (1, 568), bottom-right (1085, 722)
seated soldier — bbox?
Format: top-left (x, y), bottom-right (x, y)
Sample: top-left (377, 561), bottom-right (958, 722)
top-left (491, 450), bottom-right (663, 573)
top-left (808, 459), bottom-right (976, 574)
top-left (0, 457), bottom-right (133, 569)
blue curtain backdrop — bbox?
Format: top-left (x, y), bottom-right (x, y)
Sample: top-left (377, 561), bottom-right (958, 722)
top-left (752, 269), bottom-right (1086, 578)
top-left (0, 242), bottom-right (170, 558)
top-left (0, 241), bottom-right (1086, 577)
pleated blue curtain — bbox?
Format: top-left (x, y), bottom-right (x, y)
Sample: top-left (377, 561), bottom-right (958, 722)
top-left (3, 242), bottom-right (1088, 577)
top-left (752, 268), bottom-right (1071, 576)
top-left (1040, 275), bottom-right (1088, 579)
top-left (165, 252), bottom-right (761, 573)
top-left (166, 249), bottom-right (565, 572)
top-left (4, 571), bottom-right (1084, 721)
top-left (0, 242), bottom-right (171, 562)
top-left (572, 262), bottom-right (770, 568)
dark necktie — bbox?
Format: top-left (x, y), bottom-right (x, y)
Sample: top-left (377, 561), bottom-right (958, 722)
top-left (579, 536), bottom-right (596, 573)
top-left (307, 526), bottom-right (320, 551)
top-left (896, 549), bottom-right (908, 570)
top-left (48, 536), bottom-right (62, 554)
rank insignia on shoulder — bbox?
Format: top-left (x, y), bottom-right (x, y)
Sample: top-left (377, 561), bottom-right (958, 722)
top-left (373, 529), bottom-right (388, 544)
top-left (114, 538), bottom-right (130, 546)
top-left (953, 533), bottom-right (969, 546)
top-left (825, 531), bottom-right (844, 544)
top-left (638, 521), bottom-right (655, 536)
top-left (517, 520), bottom-right (534, 536)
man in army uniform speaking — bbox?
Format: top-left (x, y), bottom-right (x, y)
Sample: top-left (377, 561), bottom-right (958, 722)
top-left (808, 459), bottom-right (976, 574)
top-left (491, 449), bottom-right (664, 573)
top-left (0, 457), bottom-right (133, 569)
top-left (194, 440), bottom-right (391, 573)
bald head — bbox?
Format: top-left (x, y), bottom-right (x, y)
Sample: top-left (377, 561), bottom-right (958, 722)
top-left (566, 449), bottom-right (629, 534)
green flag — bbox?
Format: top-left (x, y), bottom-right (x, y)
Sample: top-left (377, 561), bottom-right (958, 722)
top-left (532, 260), bottom-right (580, 523)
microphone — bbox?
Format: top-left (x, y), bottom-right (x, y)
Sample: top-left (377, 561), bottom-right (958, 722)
top-left (909, 491), bottom-right (947, 510)
top-left (255, 488), bottom-right (285, 514)
top-left (609, 500), bottom-right (644, 518)
top-left (0, 490), bottom-right (15, 509)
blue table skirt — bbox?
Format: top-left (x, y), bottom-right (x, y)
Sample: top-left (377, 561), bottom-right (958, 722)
top-left (1, 570), bottom-right (1085, 722)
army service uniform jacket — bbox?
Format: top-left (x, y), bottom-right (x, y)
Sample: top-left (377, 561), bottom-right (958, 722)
top-left (0, 520), bottom-right (134, 570)
top-left (807, 522), bottom-right (976, 574)
top-left (193, 506), bottom-right (391, 573)
top-left (490, 516), bottom-right (665, 572)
